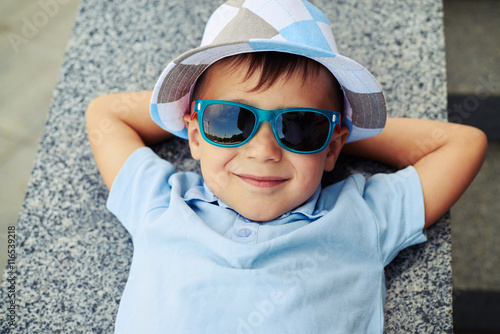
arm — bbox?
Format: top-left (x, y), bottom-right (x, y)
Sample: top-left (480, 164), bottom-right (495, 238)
top-left (86, 91), bottom-right (173, 190)
top-left (342, 118), bottom-right (487, 229)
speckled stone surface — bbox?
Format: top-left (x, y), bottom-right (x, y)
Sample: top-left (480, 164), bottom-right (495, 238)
top-left (0, 0), bottom-right (450, 333)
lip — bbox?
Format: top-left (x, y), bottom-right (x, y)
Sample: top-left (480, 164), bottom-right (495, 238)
top-left (235, 174), bottom-right (289, 188)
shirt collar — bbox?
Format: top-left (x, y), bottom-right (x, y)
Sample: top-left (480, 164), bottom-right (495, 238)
top-left (183, 182), bottom-right (218, 203)
top-left (281, 185), bottom-right (327, 220)
top-left (184, 182), bottom-right (327, 221)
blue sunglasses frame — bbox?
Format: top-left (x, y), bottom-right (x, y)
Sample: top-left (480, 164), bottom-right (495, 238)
top-left (192, 100), bottom-right (341, 154)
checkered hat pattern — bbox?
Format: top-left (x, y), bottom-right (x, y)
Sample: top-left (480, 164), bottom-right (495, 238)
top-left (150, 0), bottom-right (387, 143)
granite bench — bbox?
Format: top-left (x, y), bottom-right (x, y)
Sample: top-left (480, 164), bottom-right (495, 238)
top-left (0, 0), bottom-right (452, 332)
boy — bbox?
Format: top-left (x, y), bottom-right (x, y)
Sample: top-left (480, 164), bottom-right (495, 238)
top-left (86, 0), bottom-right (487, 332)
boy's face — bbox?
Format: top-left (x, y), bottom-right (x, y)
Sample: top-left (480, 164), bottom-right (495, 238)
top-left (184, 60), bottom-right (349, 222)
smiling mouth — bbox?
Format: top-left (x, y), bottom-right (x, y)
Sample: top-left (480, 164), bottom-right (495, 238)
top-left (235, 174), bottom-right (289, 188)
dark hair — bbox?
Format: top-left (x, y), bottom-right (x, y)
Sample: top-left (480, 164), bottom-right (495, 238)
top-left (193, 52), bottom-right (344, 113)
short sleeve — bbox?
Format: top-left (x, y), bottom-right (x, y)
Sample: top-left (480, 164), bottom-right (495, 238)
top-left (107, 147), bottom-right (176, 236)
top-left (363, 166), bottom-right (427, 265)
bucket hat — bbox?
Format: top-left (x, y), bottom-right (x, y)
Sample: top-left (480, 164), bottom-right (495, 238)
top-left (150, 0), bottom-right (387, 143)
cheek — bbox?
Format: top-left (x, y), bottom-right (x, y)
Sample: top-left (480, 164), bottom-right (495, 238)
top-left (199, 159), bottom-right (226, 195)
top-left (198, 144), bottom-right (236, 188)
top-left (296, 155), bottom-right (327, 182)
top-left (291, 155), bottom-right (327, 199)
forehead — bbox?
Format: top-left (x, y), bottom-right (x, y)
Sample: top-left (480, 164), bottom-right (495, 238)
top-left (199, 63), bottom-right (336, 113)
top-left (195, 54), bottom-right (342, 111)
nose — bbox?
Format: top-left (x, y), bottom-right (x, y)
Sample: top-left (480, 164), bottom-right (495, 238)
top-left (244, 122), bottom-right (282, 162)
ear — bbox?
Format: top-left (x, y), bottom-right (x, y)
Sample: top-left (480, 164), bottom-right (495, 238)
top-left (324, 125), bottom-right (350, 172)
top-left (183, 112), bottom-right (201, 160)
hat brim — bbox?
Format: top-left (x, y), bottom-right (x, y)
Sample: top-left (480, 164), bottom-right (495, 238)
top-left (150, 39), bottom-right (386, 143)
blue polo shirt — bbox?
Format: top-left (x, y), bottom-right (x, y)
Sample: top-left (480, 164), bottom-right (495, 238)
top-left (107, 147), bottom-right (426, 333)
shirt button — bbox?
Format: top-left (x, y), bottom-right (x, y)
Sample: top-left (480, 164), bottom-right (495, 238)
top-left (237, 228), bottom-right (252, 238)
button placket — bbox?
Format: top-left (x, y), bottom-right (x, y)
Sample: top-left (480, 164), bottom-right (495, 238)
top-left (232, 216), bottom-right (259, 244)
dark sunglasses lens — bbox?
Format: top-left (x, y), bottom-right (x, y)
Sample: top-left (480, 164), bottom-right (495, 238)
top-left (277, 112), bottom-right (330, 152)
top-left (202, 104), bottom-right (255, 145)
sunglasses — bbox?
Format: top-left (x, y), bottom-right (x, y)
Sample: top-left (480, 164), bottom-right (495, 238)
top-left (192, 100), bottom-right (341, 154)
